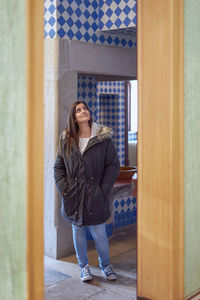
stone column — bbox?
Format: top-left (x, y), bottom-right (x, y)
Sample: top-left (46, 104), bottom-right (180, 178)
top-left (44, 38), bottom-right (77, 258)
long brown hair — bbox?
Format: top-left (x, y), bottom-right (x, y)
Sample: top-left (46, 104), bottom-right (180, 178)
top-left (64, 101), bottom-right (92, 155)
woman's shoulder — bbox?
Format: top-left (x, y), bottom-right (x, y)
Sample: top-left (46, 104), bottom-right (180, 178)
top-left (97, 125), bottom-right (112, 136)
top-left (93, 123), bottom-right (113, 141)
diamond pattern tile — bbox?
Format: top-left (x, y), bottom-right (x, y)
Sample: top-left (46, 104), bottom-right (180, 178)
top-left (78, 75), bottom-right (98, 121)
top-left (44, 0), bottom-right (56, 38)
top-left (97, 81), bottom-right (125, 165)
top-left (99, 0), bottom-right (137, 31)
top-left (78, 76), bottom-right (126, 165)
top-left (114, 196), bottom-right (137, 228)
top-left (44, 0), bottom-right (136, 48)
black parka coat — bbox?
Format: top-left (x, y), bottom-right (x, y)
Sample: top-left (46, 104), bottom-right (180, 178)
top-left (54, 123), bottom-right (120, 226)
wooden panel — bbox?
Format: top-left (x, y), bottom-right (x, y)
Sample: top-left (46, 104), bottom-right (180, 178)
top-left (26, 0), bottom-right (44, 299)
top-left (137, 1), bottom-right (184, 299)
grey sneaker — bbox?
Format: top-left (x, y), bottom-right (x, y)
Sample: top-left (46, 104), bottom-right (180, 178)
top-left (81, 264), bottom-right (93, 282)
top-left (102, 265), bottom-right (117, 280)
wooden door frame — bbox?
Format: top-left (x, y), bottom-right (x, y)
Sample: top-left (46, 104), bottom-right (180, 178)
top-left (26, 0), bottom-right (44, 299)
top-left (137, 1), bottom-right (184, 299)
top-left (26, 1), bottom-right (184, 299)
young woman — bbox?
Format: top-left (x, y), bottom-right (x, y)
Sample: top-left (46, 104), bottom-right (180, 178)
top-left (54, 101), bottom-right (120, 282)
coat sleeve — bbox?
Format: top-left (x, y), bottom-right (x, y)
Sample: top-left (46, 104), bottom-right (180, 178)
top-left (100, 138), bottom-right (120, 196)
top-left (54, 150), bottom-right (68, 197)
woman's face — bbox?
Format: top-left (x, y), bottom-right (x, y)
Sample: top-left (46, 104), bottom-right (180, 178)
top-left (75, 103), bottom-right (91, 125)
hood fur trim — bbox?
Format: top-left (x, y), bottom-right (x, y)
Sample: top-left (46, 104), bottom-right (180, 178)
top-left (60, 122), bottom-right (112, 142)
top-left (95, 124), bottom-right (112, 140)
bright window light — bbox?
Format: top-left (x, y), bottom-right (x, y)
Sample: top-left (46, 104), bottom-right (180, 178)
top-left (130, 80), bottom-right (138, 133)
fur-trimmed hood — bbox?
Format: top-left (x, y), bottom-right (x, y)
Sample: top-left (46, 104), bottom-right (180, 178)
top-left (60, 122), bottom-right (112, 142)
top-left (91, 122), bottom-right (112, 140)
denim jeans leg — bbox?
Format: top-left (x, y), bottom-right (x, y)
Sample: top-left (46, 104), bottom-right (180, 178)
top-left (72, 224), bottom-right (88, 268)
top-left (89, 223), bottom-right (110, 268)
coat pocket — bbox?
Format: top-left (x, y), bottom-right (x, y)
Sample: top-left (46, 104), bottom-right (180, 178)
top-left (89, 184), bottom-right (106, 217)
top-left (62, 182), bottom-right (78, 217)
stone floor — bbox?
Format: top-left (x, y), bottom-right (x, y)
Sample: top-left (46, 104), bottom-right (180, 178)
top-left (44, 224), bottom-right (137, 300)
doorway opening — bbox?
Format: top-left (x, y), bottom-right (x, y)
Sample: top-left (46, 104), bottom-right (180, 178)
top-left (44, 78), bottom-right (138, 300)
top-left (43, 0), bottom-right (138, 298)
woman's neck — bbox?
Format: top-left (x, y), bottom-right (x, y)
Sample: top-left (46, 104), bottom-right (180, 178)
top-left (78, 123), bottom-right (91, 138)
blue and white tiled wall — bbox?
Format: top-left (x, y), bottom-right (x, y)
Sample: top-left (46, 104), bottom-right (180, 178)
top-left (44, 0), bottom-right (136, 48)
top-left (77, 75), bottom-right (98, 121)
top-left (78, 76), bottom-right (125, 165)
top-left (97, 81), bottom-right (126, 165)
top-left (114, 195), bottom-right (136, 228)
top-left (44, 0), bottom-right (57, 38)
top-left (99, 0), bottom-right (136, 31)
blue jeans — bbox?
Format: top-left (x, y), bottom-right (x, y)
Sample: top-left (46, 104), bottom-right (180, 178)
top-left (72, 222), bottom-right (110, 268)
